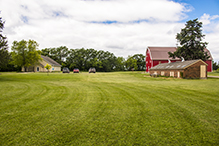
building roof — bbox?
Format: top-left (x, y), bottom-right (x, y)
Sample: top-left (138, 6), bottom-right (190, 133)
top-left (147, 47), bottom-right (213, 60)
top-left (150, 59), bottom-right (207, 70)
top-left (41, 55), bottom-right (62, 67)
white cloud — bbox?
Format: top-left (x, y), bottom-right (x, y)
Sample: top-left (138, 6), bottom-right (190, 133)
top-left (199, 13), bottom-right (219, 61)
top-left (200, 13), bottom-right (219, 25)
top-left (204, 23), bottom-right (219, 62)
top-left (2, 0), bottom-right (218, 61)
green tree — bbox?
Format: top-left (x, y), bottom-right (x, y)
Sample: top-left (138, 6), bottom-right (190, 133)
top-left (41, 48), bottom-right (51, 57)
top-left (132, 54), bottom-right (145, 71)
top-left (213, 61), bottom-right (219, 71)
top-left (0, 16), bottom-right (10, 70)
top-left (44, 63), bottom-right (52, 75)
top-left (115, 57), bottom-right (125, 71)
top-left (66, 48), bottom-right (118, 72)
top-left (11, 40), bottom-right (42, 72)
top-left (169, 18), bottom-right (210, 61)
top-left (41, 46), bottom-right (69, 65)
top-left (97, 50), bottom-right (117, 72)
top-left (125, 56), bottom-right (138, 71)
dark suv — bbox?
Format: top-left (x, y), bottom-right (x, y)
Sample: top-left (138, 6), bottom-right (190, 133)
top-left (63, 67), bottom-right (70, 73)
top-left (89, 68), bottom-right (96, 73)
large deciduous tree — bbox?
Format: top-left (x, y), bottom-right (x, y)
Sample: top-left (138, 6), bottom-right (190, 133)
top-left (41, 46), bottom-right (69, 66)
top-left (11, 40), bottom-right (42, 72)
top-left (132, 54), bottom-right (145, 71)
top-left (0, 16), bottom-right (10, 70)
top-left (115, 57), bottom-right (125, 71)
top-left (66, 48), bottom-right (117, 72)
top-left (125, 55), bottom-right (138, 71)
top-left (169, 18), bottom-right (210, 61)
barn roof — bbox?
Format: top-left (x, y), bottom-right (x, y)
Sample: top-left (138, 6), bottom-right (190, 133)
top-left (150, 59), bottom-right (207, 70)
top-left (41, 55), bottom-right (62, 67)
top-left (147, 47), bottom-right (213, 60)
top-left (147, 47), bottom-right (179, 60)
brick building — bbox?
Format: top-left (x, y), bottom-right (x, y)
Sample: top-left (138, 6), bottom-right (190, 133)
top-left (149, 59), bottom-right (207, 79)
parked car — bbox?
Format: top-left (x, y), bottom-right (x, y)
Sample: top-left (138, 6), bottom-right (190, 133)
top-left (73, 68), bottom-right (80, 73)
top-left (63, 67), bottom-right (70, 73)
top-left (89, 68), bottom-right (96, 73)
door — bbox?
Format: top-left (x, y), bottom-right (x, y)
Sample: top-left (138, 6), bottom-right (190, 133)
top-left (177, 71), bottom-right (180, 78)
top-left (200, 65), bottom-right (206, 78)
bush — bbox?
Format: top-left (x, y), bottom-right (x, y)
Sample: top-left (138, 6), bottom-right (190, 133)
top-left (180, 72), bottom-right (183, 78)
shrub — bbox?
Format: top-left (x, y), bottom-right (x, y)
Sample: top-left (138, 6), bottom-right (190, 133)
top-left (180, 72), bottom-right (183, 78)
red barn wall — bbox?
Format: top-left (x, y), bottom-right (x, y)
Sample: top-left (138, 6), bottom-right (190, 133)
top-left (204, 60), bottom-right (212, 72)
top-left (146, 49), bottom-right (152, 72)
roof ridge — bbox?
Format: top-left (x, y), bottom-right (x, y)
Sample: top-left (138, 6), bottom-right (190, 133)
top-left (41, 55), bottom-right (61, 66)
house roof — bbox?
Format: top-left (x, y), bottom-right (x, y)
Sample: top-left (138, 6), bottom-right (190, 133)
top-left (147, 47), bottom-right (213, 60)
top-left (150, 59), bottom-right (207, 70)
top-left (41, 55), bottom-right (62, 67)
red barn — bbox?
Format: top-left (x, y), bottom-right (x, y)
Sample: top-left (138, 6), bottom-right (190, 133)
top-left (145, 47), bottom-right (213, 72)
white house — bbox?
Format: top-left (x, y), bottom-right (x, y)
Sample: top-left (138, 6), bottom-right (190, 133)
top-left (22, 55), bottom-right (62, 72)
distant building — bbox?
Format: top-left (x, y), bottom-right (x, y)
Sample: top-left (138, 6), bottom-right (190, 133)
top-left (22, 55), bottom-right (61, 72)
top-left (145, 47), bottom-right (213, 72)
top-left (149, 59), bottom-right (208, 79)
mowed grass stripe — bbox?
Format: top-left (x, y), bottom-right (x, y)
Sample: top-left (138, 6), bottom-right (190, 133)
top-left (0, 72), bottom-right (219, 145)
top-left (114, 80), bottom-right (219, 145)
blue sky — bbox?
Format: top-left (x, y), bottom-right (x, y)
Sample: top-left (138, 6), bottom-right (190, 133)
top-left (175, 0), bottom-right (219, 20)
top-left (0, 0), bottom-right (219, 61)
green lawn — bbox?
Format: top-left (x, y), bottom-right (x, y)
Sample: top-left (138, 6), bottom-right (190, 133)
top-left (208, 71), bottom-right (219, 76)
top-left (0, 72), bottom-right (219, 145)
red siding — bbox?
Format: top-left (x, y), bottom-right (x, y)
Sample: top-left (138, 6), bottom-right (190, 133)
top-left (205, 60), bottom-right (212, 72)
top-left (146, 49), bottom-right (152, 72)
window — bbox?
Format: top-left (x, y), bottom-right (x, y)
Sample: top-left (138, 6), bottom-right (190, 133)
top-left (170, 71), bottom-right (174, 77)
top-left (161, 71), bottom-right (164, 76)
top-left (37, 67), bottom-right (39, 72)
top-left (52, 68), bottom-right (54, 71)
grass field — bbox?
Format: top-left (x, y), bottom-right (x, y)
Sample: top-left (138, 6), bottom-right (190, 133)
top-left (208, 71), bottom-right (219, 76)
top-left (0, 72), bottom-right (219, 145)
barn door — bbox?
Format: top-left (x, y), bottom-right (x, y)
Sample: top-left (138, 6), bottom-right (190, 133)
top-left (200, 65), bottom-right (206, 78)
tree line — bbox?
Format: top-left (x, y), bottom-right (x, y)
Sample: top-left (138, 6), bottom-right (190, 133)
top-left (1, 44), bottom-right (146, 72)
top-left (1, 42), bottom-right (146, 72)
top-left (42, 47), bottom-right (145, 72)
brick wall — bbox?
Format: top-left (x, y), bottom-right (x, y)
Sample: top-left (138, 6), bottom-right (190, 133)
top-left (184, 61), bottom-right (207, 78)
top-left (149, 61), bottom-right (207, 79)
top-left (150, 69), bottom-right (184, 78)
